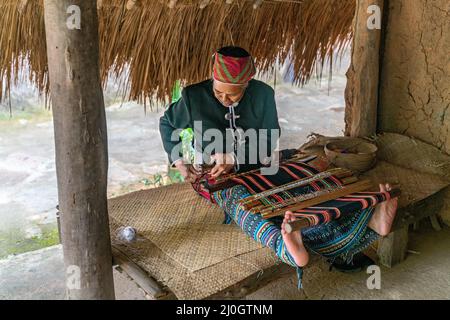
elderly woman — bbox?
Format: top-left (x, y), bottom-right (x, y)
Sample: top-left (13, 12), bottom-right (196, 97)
top-left (159, 46), bottom-right (398, 288)
top-left (159, 46), bottom-right (280, 180)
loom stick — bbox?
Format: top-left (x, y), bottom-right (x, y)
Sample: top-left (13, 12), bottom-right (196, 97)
top-left (240, 168), bottom-right (348, 205)
top-left (262, 179), bottom-right (374, 218)
top-left (284, 219), bottom-right (313, 233)
top-left (240, 169), bottom-right (353, 209)
top-left (284, 188), bottom-right (402, 233)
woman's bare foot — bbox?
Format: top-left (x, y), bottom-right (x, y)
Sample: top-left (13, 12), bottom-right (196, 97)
top-left (368, 184), bottom-right (399, 236)
top-left (281, 211), bottom-right (310, 267)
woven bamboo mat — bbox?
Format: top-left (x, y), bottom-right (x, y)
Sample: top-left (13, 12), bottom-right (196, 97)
top-left (363, 160), bottom-right (450, 208)
top-left (373, 133), bottom-right (450, 179)
top-left (108, 183), bottom-right (278, 299)
top-left (109, 214), bottom-right (279, 300)
top-left (108, 183), bottom-right (263, 272)
top-left (363, 133), bottom-right (450, 208)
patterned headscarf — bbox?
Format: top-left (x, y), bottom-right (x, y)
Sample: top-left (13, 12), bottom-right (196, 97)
top-left (213, 47), bottom-right (256, 84)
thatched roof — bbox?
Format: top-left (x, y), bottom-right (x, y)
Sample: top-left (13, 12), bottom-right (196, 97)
top-left (0, 0), bottom-right (354, 103)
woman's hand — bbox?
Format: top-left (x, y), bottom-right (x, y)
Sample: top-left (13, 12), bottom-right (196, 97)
top-left (209, 153), bottom-right (235, 179)
top-left (174, 161), bottom-right (202, 183)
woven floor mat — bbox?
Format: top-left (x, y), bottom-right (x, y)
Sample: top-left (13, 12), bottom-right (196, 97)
top-left (108, 183), bottom-right (263, 272)
top-left (363, 160), bottom-right (449, 208)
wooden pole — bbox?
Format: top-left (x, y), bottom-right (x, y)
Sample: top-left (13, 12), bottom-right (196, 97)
top-left (344, 0), bottom-right (384, 137)
top-left (44, 0), bottom-right (115, 299)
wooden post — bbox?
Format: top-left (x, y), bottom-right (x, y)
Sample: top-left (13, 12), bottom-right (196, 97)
top-left (377, 226), bottom-right (408, 268)
top-left (44, 0), bottom-right (115, 299)
top-left (345, 0), bottom-right (384, 137)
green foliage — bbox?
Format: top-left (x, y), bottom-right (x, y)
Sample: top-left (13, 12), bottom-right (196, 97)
top-left (0, 227), bottom-right (60, 259)
top-left (167, 168), bottom-right (185, 184)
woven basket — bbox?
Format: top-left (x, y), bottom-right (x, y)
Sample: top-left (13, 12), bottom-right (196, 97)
top-left (324, 139), bottom-right (377, 173)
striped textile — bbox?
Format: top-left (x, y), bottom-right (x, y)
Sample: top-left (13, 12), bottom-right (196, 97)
top-left (229, 159), bottom-right (327, 195)
top-left (291, 191), bottom-right (391, 228)
top-left (210, 160), bottom-right (391, 229)
top-left (213, 53), bottom-right (256, 84)
top-left (212, 185), bottom-right (382, 289)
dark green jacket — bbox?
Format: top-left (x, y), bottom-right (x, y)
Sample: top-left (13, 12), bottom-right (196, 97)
top-left (159, 79), bottom-right (280, 172)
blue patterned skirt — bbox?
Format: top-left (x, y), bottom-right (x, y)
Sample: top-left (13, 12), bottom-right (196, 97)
top-left (213, 185), bottom-right (380, 288)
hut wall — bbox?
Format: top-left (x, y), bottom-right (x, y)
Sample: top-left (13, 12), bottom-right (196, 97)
top-left (378, 0), bottom-right (450, 225)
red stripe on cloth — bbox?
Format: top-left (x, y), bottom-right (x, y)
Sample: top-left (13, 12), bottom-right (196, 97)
top-left (244, 175), bottom-right (267, 193)
top-left (292, 212), bottom-right (320, 225)
top-left (232, 177), bottom-right (256, 194)
top-left (279, 166), bottom-right (301, 180)
top-left (251, 173), bottom-right (286, 202)
top-left (329, 175), bottom-right (343, 186)
top-left (284, 163), bottom-right (321, 190)
top-left (305, 206), bottom-right (342, 219)
top-left (346, 194), bottom-right (378, 206)
top-left (335, 197), bottom-right (369, 209)
top-left (285, 162), bottom-right (316, 176)
top-left (254, 173), bottom-right (275, 187)
top-left (236, 59), bottom-right (255, 83)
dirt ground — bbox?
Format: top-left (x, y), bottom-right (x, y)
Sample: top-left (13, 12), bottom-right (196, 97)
top-left (1, 221), bottom-right (448, 300)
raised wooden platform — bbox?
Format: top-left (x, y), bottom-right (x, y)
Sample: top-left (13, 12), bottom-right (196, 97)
top-left (107, 133), bottom-right (450, 299)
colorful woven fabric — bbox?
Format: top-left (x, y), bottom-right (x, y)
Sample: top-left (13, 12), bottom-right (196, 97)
top-left (209, 160), bottom-right (392, 228)
top-left (213, 52), bottom-right (256, 84)
top-left (221, 160), bottom-right (346, 214)
top-left (213, 186), bottom-right (298, 267)
top-left (291, 191), bottom-right (391, 228)
top-left (229, 160), bottom-right (325, 194)
top-left (212, 185), bottom-right (383, 288)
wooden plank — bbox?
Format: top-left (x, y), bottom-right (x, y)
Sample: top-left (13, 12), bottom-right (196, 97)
top-left (207, 254), bottom-right (322, 299)
top-left (391, 189), bottom-right (446, 231)
top-left (44, 0), bottom-right (114, 299)
top-left (377, 188), bottom-right (446, 267)
top-left (345, 0), bottom-right (384, 137)
top-left (206, 262), bottom-right (294, 299)
top-left (377, 226), bottom-right (409, 268)
top-left (112, 247), bottom-right (174, 300)
top-left (430, 215), bottom-right (442, 231)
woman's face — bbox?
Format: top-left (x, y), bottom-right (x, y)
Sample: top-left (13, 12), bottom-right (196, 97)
top-left (213, 80), bottom-right (247, 107)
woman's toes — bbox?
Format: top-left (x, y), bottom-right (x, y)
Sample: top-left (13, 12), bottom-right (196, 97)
top-left (286, 211), bottom-right (297, 223)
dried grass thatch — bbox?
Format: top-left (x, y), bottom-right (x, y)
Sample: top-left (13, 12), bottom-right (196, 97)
top-left (0, 0), bottom-right (355, 104)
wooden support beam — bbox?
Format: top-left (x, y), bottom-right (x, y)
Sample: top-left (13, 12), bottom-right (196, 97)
top-left (377, 188), bottom-right (446, 268)
top-left (112, 247), bottom-right (173, 300)
top-left (44, 0), bottom-right (115, 299)
top-left (377, 226), bottom-right (409, 268)
top-left (207, 260), bottom-right (296, 300)
top-left (430, 215), bottom-right (442, 231)
top-left (345, 0), bottom-right (384, 137)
